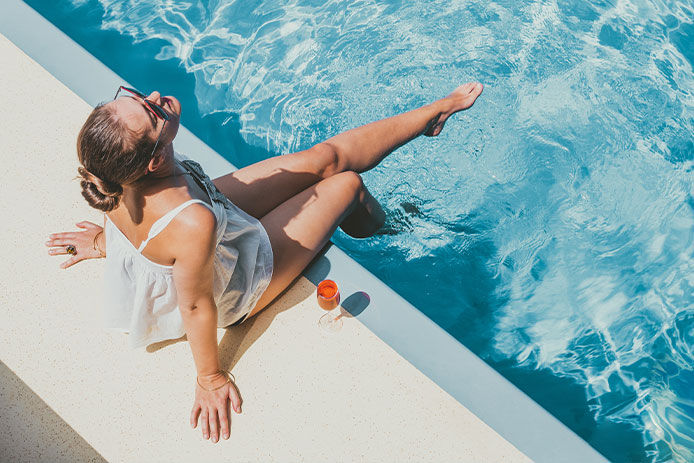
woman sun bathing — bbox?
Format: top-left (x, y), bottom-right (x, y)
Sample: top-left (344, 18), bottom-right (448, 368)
top-left (45, 82), bottom-right (483, 443)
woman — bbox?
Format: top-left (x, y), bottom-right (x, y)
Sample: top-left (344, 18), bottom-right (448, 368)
top-left (45, 82), bottom-right (483, 443)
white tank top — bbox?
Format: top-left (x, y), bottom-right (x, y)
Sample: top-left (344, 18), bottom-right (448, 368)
top-left (102, 153), bottom-right (274, 348)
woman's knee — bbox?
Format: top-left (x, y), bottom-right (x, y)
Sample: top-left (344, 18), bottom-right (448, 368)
top-left (333, 170), bottom-right (364, 193)
top-left (308, 142), bottom-right (341, 179)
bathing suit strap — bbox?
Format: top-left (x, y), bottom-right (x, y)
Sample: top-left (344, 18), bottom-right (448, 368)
top-left (137, 199), bottom-right (213, 253)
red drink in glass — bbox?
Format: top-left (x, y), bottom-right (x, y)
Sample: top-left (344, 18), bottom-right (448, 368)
top-left (317, 279), bottom-right (340, 311)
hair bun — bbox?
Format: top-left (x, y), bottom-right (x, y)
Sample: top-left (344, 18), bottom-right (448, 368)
top-left (77, 166), bottom-right (123, 212)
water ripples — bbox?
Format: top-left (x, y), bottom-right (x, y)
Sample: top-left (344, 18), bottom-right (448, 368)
top-left (73, 0), bottom-right (694, 460)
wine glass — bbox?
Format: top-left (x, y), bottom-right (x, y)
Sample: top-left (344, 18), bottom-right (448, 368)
top-left (317, 279), bottom-right (343, 332)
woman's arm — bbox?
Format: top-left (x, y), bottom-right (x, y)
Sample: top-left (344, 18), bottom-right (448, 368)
top-left (170, 203), bottom-right (241, 443)
top-left (171, 205), bottom-right (221, 379)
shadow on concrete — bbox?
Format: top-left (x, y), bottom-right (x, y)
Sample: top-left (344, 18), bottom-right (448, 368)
top-left (0, 360), bottom-right (107, 463)
top-left (217, 245), bottom-right (333, 373)
top-left (340, 291), bottom-right (371, 318)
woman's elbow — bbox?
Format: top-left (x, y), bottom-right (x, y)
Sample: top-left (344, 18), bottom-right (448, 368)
top-left (179, 298), bottom-right (217, 314)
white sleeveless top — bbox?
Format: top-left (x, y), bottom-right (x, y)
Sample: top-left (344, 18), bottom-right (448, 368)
top-left (102, 153), bottom-right (274, 349)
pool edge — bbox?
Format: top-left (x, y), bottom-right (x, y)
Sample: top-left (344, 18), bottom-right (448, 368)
top-left (1, 1), bottom-right (606, 461)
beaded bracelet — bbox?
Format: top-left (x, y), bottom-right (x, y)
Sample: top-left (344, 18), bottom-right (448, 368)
top-left (197, 369), bottom-right (235, 392)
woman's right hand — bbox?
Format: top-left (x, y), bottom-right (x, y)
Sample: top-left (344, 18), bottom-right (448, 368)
top-left (45, 221), bottom-right (104, 269)
top-left (191, 371), bottom-right (243, 443)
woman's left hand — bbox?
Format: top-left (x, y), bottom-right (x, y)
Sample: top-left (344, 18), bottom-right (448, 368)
top-left (191, 371), bottom-right (243, 443)
top-left (45, 221), bottom-right (104, 269)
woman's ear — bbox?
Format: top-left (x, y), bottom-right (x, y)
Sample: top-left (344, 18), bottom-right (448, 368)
top-left (147, 151), bottom-right (166, 173)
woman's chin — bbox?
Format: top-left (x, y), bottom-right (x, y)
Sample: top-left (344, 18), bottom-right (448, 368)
top-left (167, 121), bottom-right (181, 145)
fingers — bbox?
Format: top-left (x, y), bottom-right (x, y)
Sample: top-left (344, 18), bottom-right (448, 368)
top-left (45, 235), bottom-right (75, 247)
top-left (190, 403), bottom-right (201, 429)
top-left (208, 407), bottom-right (219, 443)
top-left (76, 221), bottom-right (99, 229)
top-left (229, 381), bottom-right (242, 414)
top-left (48, 247), bottom-right (69, 256)
top-left (47, 244), bottom-right (85, 268)
top-left (194, 406), bottom-right (230, 442)
top-left (218, 405), bottom-right (230, 441)
top-left (61, 256), bottom-right (80, 269)
top-left (46, 236), bottom-right (82, 268)
top-left (201, 409), bottom-right (210, 440)
top-left (46, 221), bottom-right (102, 247)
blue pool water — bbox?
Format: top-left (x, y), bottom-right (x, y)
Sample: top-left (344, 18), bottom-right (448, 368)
top-left (26, 0), bottom-right (694, 461)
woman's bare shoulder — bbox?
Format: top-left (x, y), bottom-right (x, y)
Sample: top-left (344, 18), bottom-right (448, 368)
top-left (166, 203), bottom-right (217, 255)
top-left (173, 202), bottom-right (217, 235)
top-left (167, 203), bottom-right (217, 282)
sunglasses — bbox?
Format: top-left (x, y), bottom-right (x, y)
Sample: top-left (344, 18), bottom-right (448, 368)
top-left (113, 86), bottom-right (171, 158)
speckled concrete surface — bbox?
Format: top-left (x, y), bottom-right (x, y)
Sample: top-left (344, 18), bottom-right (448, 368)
top-left (0, 33), bottom-right (530, 462)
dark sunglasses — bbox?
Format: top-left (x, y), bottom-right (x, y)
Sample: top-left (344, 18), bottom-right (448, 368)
top-left (114, 86), bottom-right (171, 158)
top-left (114, 86), bottom-right (171, 121)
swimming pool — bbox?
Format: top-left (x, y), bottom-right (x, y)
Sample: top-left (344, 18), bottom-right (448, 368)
top-left (25, 0), bottom-right (693, 461)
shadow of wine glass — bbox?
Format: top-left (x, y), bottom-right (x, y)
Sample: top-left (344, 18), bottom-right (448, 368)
top-left (325, 290), bottom-right (372, 328)
top-left (339, 291), bottom-right (371, 318)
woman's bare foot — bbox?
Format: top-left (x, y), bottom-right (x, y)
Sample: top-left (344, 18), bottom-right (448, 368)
top-left (423, 82), bottom-right (484, 137)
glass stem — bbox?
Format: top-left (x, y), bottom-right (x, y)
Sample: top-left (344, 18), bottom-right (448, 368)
top-left (328, 308), bottom-right (344, 324)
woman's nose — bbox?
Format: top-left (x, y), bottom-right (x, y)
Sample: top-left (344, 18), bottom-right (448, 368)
top-left (147, 91), bottom-right (161, 104)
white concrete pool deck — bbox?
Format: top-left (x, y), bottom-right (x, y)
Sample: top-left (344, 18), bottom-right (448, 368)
top-left (0, 32), bottom-right (532, 462)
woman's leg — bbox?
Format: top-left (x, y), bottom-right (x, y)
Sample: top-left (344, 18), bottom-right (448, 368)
top-left (247, 171), bottom-right (376, 318)
top-left (212, 83), bottom-right (483, 219)
top-left (212, 143), bottom-right (336, 220)
top-left (322, 82), bottom-right (483, 174)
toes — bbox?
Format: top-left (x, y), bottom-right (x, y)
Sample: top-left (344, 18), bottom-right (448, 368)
top-left (453, 82), bottom-right (483, 99)
top-left (465, 82), bottom-right (483, 95)
top-left (460, 82), bottom-right (476, 94)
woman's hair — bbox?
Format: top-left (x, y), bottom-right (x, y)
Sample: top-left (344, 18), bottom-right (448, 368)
top-left (76, 103), bottom-right (156, 212)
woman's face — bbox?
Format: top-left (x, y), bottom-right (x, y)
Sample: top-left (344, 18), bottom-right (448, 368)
top-left (110, 90), bottom-right (181, 151)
